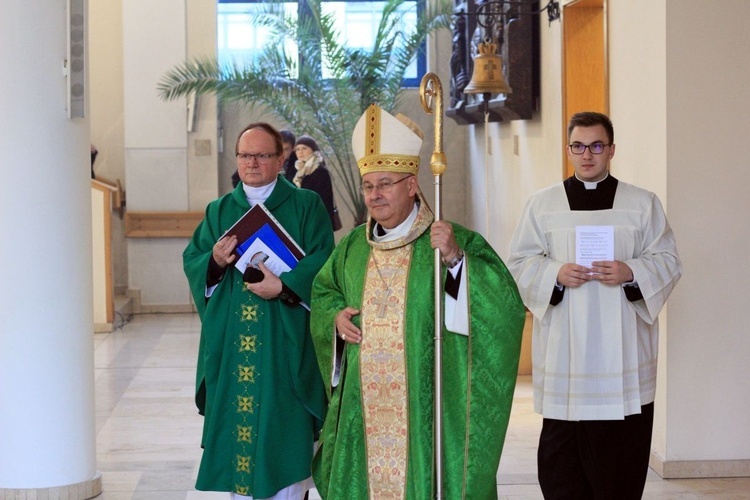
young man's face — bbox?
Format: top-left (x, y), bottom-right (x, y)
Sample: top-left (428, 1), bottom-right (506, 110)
top-left (567, 124), bottom-right (615, 182)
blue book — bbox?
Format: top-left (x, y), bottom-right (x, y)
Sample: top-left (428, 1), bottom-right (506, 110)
top-left (221, 203), bottom-right (305, 276)
top-left (236, 223), bottom-right (298, 269)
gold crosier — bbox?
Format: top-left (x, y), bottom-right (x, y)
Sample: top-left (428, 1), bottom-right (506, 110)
top-left (419, 72), bottom-right (447, 500)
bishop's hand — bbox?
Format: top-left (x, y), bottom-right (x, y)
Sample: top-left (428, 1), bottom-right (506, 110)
top-left (430, 220), bottom-right (460, 264)
top-left (335, 307), bottom-right (362, 344)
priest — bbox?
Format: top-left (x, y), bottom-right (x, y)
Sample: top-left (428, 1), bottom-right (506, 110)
top-left (507, 111), bottom-right (682, 499)
top-left (184, 122), bottom-right (334, 499)
top-left (310, 104), bottom-right (525, 499)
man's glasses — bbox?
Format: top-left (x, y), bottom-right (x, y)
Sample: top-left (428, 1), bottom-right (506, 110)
top-left (236, 152), bottom-right (279, 164)
top-left (568, 143), bottom-right (611, 155)
top-left (359, 175), bottom-right (412, 196)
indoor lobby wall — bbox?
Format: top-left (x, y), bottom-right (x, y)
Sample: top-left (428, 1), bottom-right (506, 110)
top-left (657, 0), bottom-right (750, 476)
top-left (91, 0), bottom-right (218, 306)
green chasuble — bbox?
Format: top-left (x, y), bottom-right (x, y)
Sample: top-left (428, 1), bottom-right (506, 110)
top-left (310, 201), bottom-right (526, 499)
top-left (184, 177), bottom-right (334, 496)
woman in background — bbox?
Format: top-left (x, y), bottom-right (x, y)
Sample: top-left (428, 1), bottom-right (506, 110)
top-left (293, 136), bottom-right (341, 231)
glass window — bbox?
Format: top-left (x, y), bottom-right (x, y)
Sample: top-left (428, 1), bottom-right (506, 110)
top-left (218, 2), bottom-right (298, 67)
top-left (217, 0), bottom-right (424, 86)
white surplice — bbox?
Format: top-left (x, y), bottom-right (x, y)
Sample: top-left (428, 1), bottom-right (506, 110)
top-left (508, 181), bottom-right (682, 421)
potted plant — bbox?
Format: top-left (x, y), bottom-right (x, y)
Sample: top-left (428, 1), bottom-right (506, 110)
top-left (158, 0), bottom-right (451, 226)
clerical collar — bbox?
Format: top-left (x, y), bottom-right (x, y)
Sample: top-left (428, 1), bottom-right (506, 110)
top-left (242, 179), bottom-right (277, 206)
top-left (372, 202), bottom-right (420, 243)
top-left (575, 172), bottom-right (609, 190)
top-left (564, 173), bottom-right (618, 211)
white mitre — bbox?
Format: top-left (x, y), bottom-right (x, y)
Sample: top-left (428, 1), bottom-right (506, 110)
top-left (352, 103), bottom-right (424, 177)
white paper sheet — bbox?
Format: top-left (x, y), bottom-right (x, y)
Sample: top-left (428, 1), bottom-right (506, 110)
top-left (576, 225), bottom-right (614, 269)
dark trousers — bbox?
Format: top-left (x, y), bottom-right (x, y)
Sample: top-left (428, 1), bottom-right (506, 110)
top-left (537, 403), bottom-right (654, 500)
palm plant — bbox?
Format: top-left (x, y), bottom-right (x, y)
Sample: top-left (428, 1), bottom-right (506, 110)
top-left (158, 0), bottom-right (451, 225)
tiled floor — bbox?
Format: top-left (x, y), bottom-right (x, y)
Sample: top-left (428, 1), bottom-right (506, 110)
top-left (94, 313), bottom-right (750, 499)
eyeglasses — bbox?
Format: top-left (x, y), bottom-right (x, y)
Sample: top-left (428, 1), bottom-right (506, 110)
top-left (359, 175), bottom-right (412, 196)
top-left (236, 152), bottom-right (279, 164)
top-left (568, 143), bottom-right (611, 155)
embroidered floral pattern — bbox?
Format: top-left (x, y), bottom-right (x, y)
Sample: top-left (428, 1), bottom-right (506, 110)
top-left (236, 455), bottom-right (251, 473)
top-left (236, 395), bottom-right (255, 413)
top-left (239, 335), bottom-right (257, 352)
top-left (240, 303), bottom-right (259, 322)
top-left (360, 245), bottom-right (412, 499)
top-left (237, 425), bottom-right (253, 443)
top-left (237, 365), bottom-right (256, 383)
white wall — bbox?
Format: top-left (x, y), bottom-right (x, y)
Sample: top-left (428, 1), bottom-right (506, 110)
top-left (661, 0), bottom-right (750, 465)
top-left (398, 69), bottom-right (469, 226)
top-left (122, 0), bottom-right (190, 309)
top-left (187, 0), bottom-right (219, 211)
top-left (117, 0), bottom-right (219, 310)
top-left (466, 8), bottom-right (564, 260)
top-left (608, 0), bottom-right (671, 462)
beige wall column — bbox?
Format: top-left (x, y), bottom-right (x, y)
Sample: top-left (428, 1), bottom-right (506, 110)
top-left (656, 0), bottom-right (750, 477)
top-left (0, 1), bottom-right (100, 497)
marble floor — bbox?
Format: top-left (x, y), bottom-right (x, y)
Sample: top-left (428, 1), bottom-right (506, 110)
top-left (94, 313), bottom-right (750, 499)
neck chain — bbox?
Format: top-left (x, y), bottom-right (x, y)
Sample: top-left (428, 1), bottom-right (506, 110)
top-left (369, 252), bottom-right (390, 291)
top-left (368, 251), bottom-right (397, 319)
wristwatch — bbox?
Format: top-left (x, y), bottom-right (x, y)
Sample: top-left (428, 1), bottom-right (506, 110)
top-left (443, 248), bottom-right (464, 269)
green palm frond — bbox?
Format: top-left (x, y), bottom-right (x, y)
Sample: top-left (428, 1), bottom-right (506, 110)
top-left (158, 0), bottom-right (451, 225)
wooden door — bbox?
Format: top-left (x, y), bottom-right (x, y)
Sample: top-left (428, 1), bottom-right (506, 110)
top-left (562, 0), bottom-right (608, 178)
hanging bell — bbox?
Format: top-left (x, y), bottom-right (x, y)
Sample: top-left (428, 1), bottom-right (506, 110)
top-left (463, 39), bottom-right (512, 95)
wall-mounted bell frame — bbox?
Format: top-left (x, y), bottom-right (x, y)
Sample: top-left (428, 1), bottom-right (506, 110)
top-left (447, 0), bottom-right (560, 124)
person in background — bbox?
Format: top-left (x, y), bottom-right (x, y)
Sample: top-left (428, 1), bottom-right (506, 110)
top-left (292, 135), bottom-right (340, 231)
top-left (310, 104), bottom-right (525, 498)
top-left (280, 129), bottom-right (298, 181)
top-left (507, 111), bottom-right (682, 499)
top-left (90, 144), bottom-right (98, 179)
top-left (184, 122), bottom-right (334, 499)
top-left (231, 163), bottom-right (241, 189)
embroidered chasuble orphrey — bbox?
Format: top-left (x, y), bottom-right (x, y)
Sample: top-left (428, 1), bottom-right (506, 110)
top-left (361, 246), bottom-right (411, 498)
top-left (310, 200), bottom-right (526, 499)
